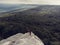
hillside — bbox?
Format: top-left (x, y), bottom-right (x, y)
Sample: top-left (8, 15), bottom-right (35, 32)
top-left (0, 5), bottom-right (60, 45)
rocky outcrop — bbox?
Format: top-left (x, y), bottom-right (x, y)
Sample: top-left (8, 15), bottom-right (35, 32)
top-left (0, 32), bottom-right (44, 45)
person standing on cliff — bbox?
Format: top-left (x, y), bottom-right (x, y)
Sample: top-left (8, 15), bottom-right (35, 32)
top-left (26, 27), bottom-right (32, 35)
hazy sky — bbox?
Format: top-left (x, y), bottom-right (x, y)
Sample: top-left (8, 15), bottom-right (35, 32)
top-left (0, 0), bottom-right (60, 5)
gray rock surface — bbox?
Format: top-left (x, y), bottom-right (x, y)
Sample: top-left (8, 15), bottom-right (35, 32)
top-left (0, 32), bottom-right (44, 45)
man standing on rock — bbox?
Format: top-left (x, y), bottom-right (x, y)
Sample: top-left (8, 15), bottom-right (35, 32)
top-left (26, 27), bottom-right (32, 35)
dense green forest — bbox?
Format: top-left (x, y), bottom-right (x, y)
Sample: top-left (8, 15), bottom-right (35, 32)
top-left (0, 5), bottom-right (60, 45)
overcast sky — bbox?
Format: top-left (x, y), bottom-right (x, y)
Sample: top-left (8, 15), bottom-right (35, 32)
top-left (0, 0), bottom-right (60, 5)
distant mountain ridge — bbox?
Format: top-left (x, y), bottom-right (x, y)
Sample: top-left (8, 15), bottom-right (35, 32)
top-left (0, 4), bottom-right (38, 13)
top-left (0, 5), bottom-right (60, 17)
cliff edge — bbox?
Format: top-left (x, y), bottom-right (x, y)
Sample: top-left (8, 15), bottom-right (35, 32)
top-left (0, 32), bottom-right (44, 45)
